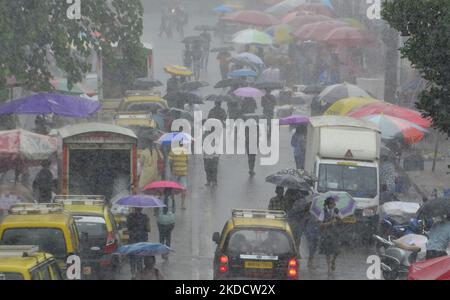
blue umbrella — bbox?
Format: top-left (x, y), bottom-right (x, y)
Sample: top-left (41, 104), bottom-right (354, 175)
top-left (114, 195), bottom-right (166, 208)
top-left (157, 132), bottom-right (193, 146)
top-left (116, 243), bottom-right (173, 256)
top-left (213, 5), bottom-right (234, 14)
top-left (228, 69), bottom-right (258, 78)
top-left (0, 93), bottom-right (101, 118)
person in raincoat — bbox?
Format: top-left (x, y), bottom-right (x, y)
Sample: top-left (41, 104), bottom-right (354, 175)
top-left (157, 200), bottom-right (176, 260)
top-left (32, 160), bottom-right (54, 203)
top-left (127, 208), bottom-right (151, 280)
top-left (139, 139), bottom-right (163, 191)
top-left (169, 148), bottom-right (189, 210)
top-left (319, 196), bottom-right (342, 276)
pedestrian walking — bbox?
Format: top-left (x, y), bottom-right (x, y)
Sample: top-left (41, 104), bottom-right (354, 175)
top-left (227, 100), bottom-right (241, 120)
top-left (268, 186), bottom-right (285, 211)
top-left (136, 256), bottom-right (164, 280)
top-left (32, 159), bottom-right (54, 203)
top-left (217, 51), bottom-right (231, 80)
top-left (139, 140), bottom-right (163, 191)
top-left (166, 74), bottom-right (180, 94)
top-left (291, 126), bottom-right (306, 170)
top-left (199, 30), bottom-right (212, 70)
top-left (127, 208), bottom-right (151, 280)
top-left (286, 191), bottom-right (310, 252)
top-left (203, 129), bottom-right (220, 186)
top-left (159, 8), bottom-right (172, 38)
top-left (182, 44), bottom-right (193, 69)
top-left (304, 202), bottom-right (320, 270)
top-left (319, 196), bottom-right (342, 276)
top-left (208, 101), bottom-right (227, 124)
top-left (245, 125), bottom-right (259, 176)
top-left (261, 89), bottom-right (277, 137)
top-left (157, 205), bottom-right (176, 260)
top-left (191, 41), bottom-right (203, 81)
top-left (241, 97), bottom-right (257, 115)
top-left (169, 148), bottom-right (189, 210)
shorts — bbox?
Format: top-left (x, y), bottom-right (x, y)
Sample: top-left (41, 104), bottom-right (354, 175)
top-left (172, 176), bottom-right (187, 189)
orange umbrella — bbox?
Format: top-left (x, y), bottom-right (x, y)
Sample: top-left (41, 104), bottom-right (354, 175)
top-left (292, 3), bottom-right (336, 18)
top-left (284, 12), bottom-right (332, 29)
top-left (322, 26), bottom-right (375, 47)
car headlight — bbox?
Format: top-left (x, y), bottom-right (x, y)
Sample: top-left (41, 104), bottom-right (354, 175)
top-left (363, 207), bottom-right (378, 217)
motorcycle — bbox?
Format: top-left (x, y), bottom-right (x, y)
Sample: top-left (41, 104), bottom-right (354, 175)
top-left (373, 234), bottom-right (425, 280)
top-left (379, 216), bottom-right (424, 239)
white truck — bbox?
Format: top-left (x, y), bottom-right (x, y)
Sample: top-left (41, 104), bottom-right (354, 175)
top-left (305, 116), bottom-right (381, 238)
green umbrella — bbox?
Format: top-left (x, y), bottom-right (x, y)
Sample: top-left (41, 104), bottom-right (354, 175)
top-left (232, 29), bottom-right (273, 45)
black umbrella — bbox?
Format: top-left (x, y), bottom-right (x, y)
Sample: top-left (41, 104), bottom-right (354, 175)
top-left (211, 46), bottom-right (235, 53)
top-left (181, 81), bottom-right (209, 92)
top-left (417, 198), bottom-right (450, 219)
top-left (205, 94), bottom-right (234, 102)
top-left (266, 169), bottom-right (317, 191)
top-left (194, 25), bottom-right (216, 31)
top-left (214, 78), bottom-right (244, 89)
top-left (164, 92), bottom-right (204, 104)
top-left (133, 78), bottom-right (163, 90)
top-left (255, 81), bottom-right (284, 90)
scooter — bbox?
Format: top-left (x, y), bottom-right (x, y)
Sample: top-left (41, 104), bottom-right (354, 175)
top-left (379, 217), bottom-right (424, 240)
top-left (373, 234), bottom-right (423, 280)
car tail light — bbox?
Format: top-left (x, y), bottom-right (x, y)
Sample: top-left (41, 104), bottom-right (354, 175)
top-left (288, 258), bottom-right (298, 279)
top-left (104, 232), bottom-right (117, 254)
top-left (219, 265), bottom-right (228, 273)
top-left (219, 255), bottom-right (229, 264)
top-left (289, 258), bottom-right (298, 268)
top-left (218, 255), bottom-right (229, 274)
top-left (288, 268), bottom-right (298, 278)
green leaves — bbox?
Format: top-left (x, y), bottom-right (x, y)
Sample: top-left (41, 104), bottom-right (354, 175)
top-left (382, 0), bottom-right (450, 135)
top-left (0, 0), bottom-right (144, 95)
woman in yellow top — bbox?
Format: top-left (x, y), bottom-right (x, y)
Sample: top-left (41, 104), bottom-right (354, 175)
top-left (169, 149), bottom-right (188, 210)
top-left (139, 140), bottom-right (163, 191)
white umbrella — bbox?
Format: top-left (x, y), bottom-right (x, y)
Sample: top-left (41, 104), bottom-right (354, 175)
top-left (232, 29), bottom-right (273, 45)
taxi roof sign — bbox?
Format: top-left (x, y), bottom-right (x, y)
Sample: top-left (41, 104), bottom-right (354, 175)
top-left (8, 203), bottom-right (63, 215)
top-left (232, 209), bottom-right (286, 220)
top-left (0, 245), bottom-right (39, 258)
top-left (54, 195), bottom-right (105, 206)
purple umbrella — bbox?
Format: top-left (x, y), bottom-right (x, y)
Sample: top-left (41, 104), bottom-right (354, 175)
top-left (279, 115), bottom-right (309, 126)
top-left (115, 195), bottom-right (166, 208)
top-left (0, 93), bottom-right (101, 118)
top-left (233, 87), bottom-right (265, 98)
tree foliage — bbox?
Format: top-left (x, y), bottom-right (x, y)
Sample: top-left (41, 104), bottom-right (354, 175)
top-left (0, 0), bottom-right (145, 94)
top-left (382, 0), bottom-right (450, 135)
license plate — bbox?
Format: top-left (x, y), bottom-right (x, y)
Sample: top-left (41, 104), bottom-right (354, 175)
top-left (244, 261), bottom-right (273, 269)
top-left (83, 266), bottom-right (92, 275)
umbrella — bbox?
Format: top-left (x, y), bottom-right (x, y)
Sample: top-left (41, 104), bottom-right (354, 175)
top-left (361, 114), bottom-right (428, 144)
top-left (292, 3), bottom-right (336, 18)
top-left (416, 198), bottom-right (450, 219)
top-left (194, 25), bottom-right (216, 31)
top-left (164, 65), bottom-right (193, 77)
top-left (322, 26), bottom-right (375, 47)
top-left (214, 78), bottom-right (244, 88)
top-left (292, 20), bottom-right (350, 41)
top-left (232, 29), bottom-right (274, 45)
top-left (115, 195), bottom-right (166, 208)
top-left (0, 129), bottom-right (58, 173)
top-left (213, 5), bottom-right (235, 14)
top-left (133, 78), bottom-right (163, 90)
top-left (234, 87), bottom-right (265, 98)
top-left (348, 102), bottom-right (432, 129)
top-left (279, 115), bottom-right (309, 125)
top-left (316, 83), bottom-right (372, 107)
top-left (156, 132), bottom-right (193, 146)
top-left (143, 180), bottom-right (187, 195)
top-left (228, 69), bottom-right (258, 78)
top-left (0, 93), bottom-right (101, 118)
top-left (205, 95), bottom-right (234, 102)
top-left (255, 81), bottom-right (284, 90)
top-left (164, 91), bottom-right (204, 104)
top-left (116, 243), bottom-right (173, 257)
top-left (265, 24), bottom-right (293, 44)
top-left (265, 0), bottom-right (306, 18)
top-left (181, 81), bottom-right (209, 91)
top-left (324, 97), bottom-right (381, 116)
top-left (310, 192), bottom-right (356, 220)
top-left (234, 52), bottom-right (265, 66)
top-left (408, 256), bottom-right (450, 280)
top-left (222, 10), bottom-right (281, 27)
top-left (266, 169), bottom-right (316, 191)
top-left (283, 11), bottom-right (331, 25)
top-left (211, 46), bottom-right (235, 52)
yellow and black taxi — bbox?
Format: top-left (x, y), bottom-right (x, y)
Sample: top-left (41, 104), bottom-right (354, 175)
top-left (212, 209), bottom-right (299, 280)
top-left (0, 204), bottom-right (81, 276)
top-left (0, 245), bottom-right (63, 280)
top-left (54, 195), bottom-right (122, 279)
top-left (118, 93), bottom-right (168, 113)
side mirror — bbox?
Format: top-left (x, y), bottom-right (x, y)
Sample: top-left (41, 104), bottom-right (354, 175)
top-left (212, 232), bottom-right (220, 244)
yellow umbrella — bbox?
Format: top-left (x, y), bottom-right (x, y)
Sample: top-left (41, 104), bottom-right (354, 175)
top-left (324, 97), bottom-right (382, 116)
top-left (272, 24), bottom-right (293, 45)
top-left (164, 65), bottom-right (193, 77)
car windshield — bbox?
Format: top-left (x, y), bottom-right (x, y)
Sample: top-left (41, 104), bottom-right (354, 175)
top-left (126, 102), bottom-right (163, 113)
top-left (226, 229), bottom-right (293, 256)
top-left (0, 272), bottom-right (24, 280)
top-left (73, 216), bottom-right (107, 238)
top-left (1, 229), bottom-right (67, 258)
top-left (318, 164), bottom-right (378, 198)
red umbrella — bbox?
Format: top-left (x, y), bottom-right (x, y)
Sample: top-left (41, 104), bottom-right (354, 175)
top-left (292, 20), bottom-right (349, 40)
top-left (322, 26), bottom-right (375, 47)
top-left (284, 13), bottom-right (332, 29)
top-left (348, 102), bottom-right (432, 129)
top-left (291, 3), bottom-right (336, 18)
top-left (408, 256), bottom-right (450, 280)
top-left (143, 181), bottom-right (186, 195)
top-left (222, 10), bottom-right (281, 27)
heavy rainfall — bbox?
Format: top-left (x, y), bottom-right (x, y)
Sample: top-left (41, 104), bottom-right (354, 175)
top-left (0, 0), bottom-right (449, 282)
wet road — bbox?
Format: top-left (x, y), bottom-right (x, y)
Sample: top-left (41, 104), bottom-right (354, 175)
top-left (115, 2), bottom-right (378, 280)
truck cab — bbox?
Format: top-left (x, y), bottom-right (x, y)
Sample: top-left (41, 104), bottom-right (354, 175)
top-left (305, 116), bottom-right (381, 239)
